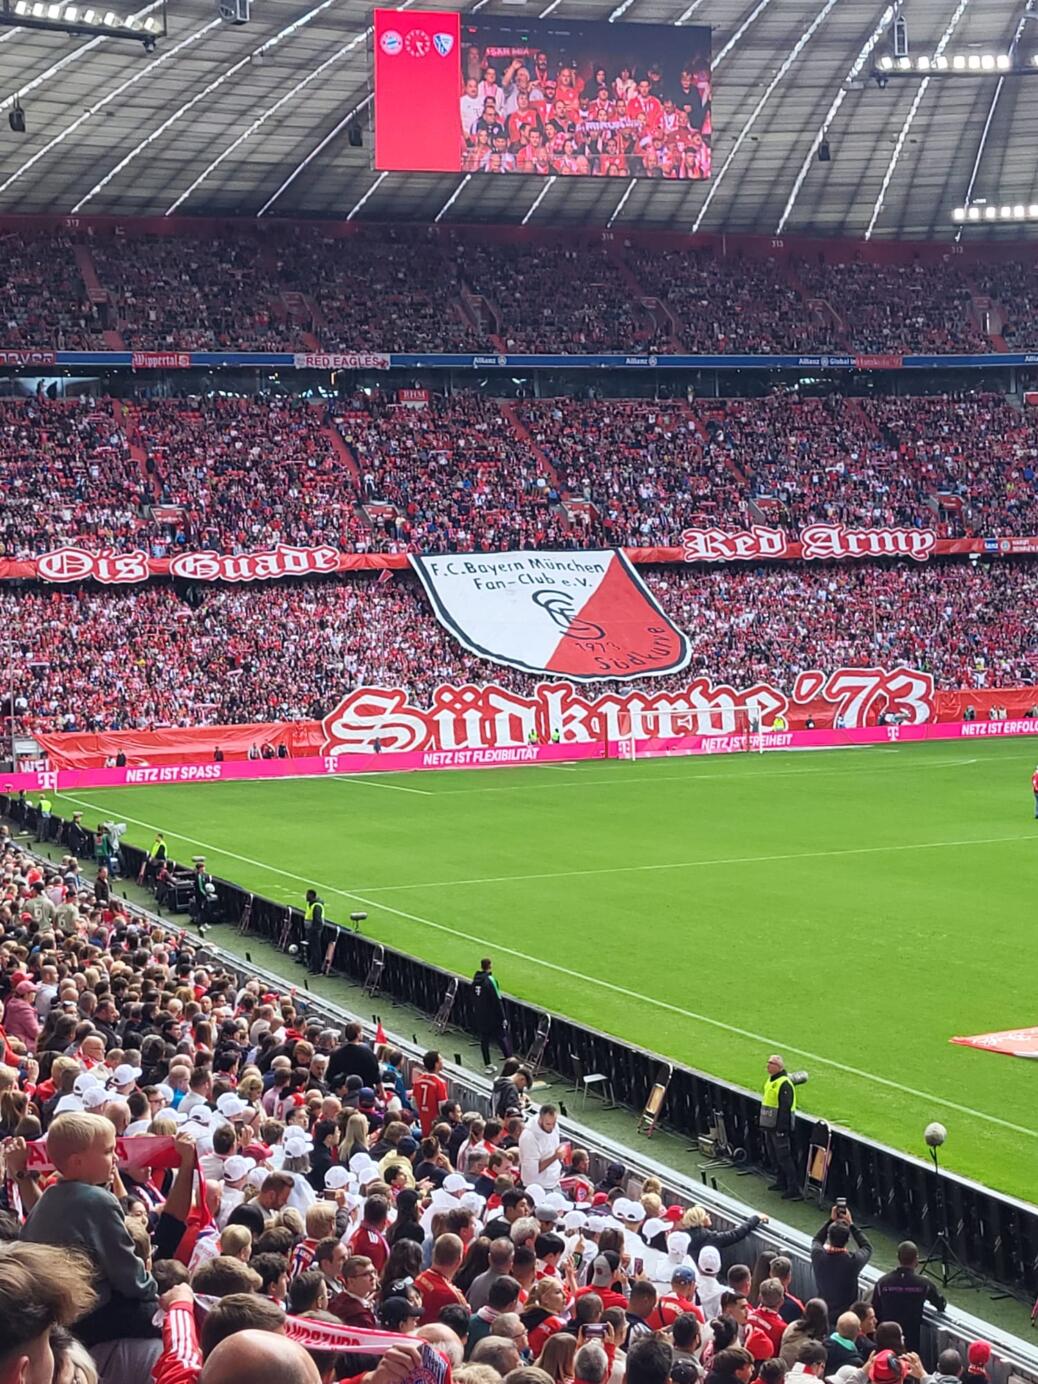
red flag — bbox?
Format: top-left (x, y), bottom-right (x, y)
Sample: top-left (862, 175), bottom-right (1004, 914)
top-left (376, 568), bottom-right (394, 586)
top-left (374, 1019), bottom-right (387, 1046)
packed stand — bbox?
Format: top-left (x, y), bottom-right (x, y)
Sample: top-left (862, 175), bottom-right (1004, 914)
top-left (623, 252), bottom-right (820, 354)
top-left (515, 400), bottom-right (747, 544)
top-left (279, 231), bottom-right (483, 354)
top-left (4, 559), bottom-right (1037, 734)
top-left (90, 235), bottom-right (294, 353)
top-left (133, 396), bottom-right (369, 553)
top-left (970, 261), bottom-right (1038, 349)
top-left (0, 828), bottom-right (988, 1384)
top-left (792, 261), bottom-right (986, 355)
top-left (335, 393), bottom-right (568, 552)
top-left (691, 392), bottom-right (1038, 537)
top-left (0, 234), bottom-right (106, 350)
top-left (0, 398), bottom-right (151, 557)
top-left (460, 243), bottom-right (667, 353)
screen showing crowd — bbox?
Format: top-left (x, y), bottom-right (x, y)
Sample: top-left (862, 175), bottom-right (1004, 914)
top-left (373, 13), bottom-right (712, 178)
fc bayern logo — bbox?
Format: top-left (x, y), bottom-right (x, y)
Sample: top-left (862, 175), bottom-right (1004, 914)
top-left (404, 28), bottom-right (430, 56)
top-left (380, 29), bottom-right (402, 54)
top-left (497, 354), bottom-right (507, 366)
top-left (433, 32), bottom-right (454, 56)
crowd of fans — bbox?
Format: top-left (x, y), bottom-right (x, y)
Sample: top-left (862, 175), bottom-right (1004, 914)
top-left (4, 560), bottom-right (1037, 733)
top-left (133, 396), bottom-right (369, 554)
top-left (280, 232), bottom-right (483, 355)
top-left (2, 388), bottom-right (1036, 557)
top-left (335, 394), bottom-right (567, 553)
top-left (458, 244), bottom-right (665, 354)
top-left (8, 228), bottom-right (1038, 354)
top-left (0, 399), bottom-right (151, 558)
top-left (0, 837), bottom-right (996, 1384)
top-left (89, 236), bottom-right (292, 353)
top-left (623, 253), bottom-right (818, 355)
top-left (0, 233), bottom-right (106, 351)
top-left (793, 261), bottom-right (986, 355)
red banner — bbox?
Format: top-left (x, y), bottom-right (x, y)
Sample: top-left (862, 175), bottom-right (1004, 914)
top-left (950, 1027), bottom-right (1038, 1059)
top-left (26, 1134), bottom-right (180, 1173)
top-left (679, 524), bottom-right (938, 564)
top-left (0, 530), bottom-right (1035, 587)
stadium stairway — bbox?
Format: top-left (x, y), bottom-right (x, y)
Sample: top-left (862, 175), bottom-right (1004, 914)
top-left (281, 290), bottom-right (324, 350)
top-left (458, 282), bottom-right (505, 350)
top-left (497, 399), bottom-right (568, 527)
top-left (72, 241), bottom-right (125, 348)
top-left (319, 407), bottom-right (366, 494)
top-left (113, 400), bottom-right (158, 498)
top-left (605, 242), bottom-right (679, 349)
top-left (22, 825), bottom-right (1038, 1345)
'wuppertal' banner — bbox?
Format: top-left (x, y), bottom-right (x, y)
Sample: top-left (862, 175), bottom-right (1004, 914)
top-left (410, 550), bottom-right (691, 681)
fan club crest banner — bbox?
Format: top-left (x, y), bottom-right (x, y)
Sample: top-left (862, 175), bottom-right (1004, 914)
top-left (410, 549), bottom-right (691, 681)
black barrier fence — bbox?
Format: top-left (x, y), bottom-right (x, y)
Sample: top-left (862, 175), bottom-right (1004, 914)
top-left (9, 794), bottom-right (1038, 1298)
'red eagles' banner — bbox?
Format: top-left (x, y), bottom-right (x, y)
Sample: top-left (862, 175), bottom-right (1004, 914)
top-left (410, 549), bottom-right (690, 681)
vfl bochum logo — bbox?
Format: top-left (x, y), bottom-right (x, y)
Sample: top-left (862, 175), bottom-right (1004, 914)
top-left (380, 29), bottom-right (402, 54)
top-left (433, 32), bottom-right (454, 56)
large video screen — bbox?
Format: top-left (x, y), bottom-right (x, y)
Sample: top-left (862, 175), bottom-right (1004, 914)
top-left (372, 10), bottom-right (711, 179)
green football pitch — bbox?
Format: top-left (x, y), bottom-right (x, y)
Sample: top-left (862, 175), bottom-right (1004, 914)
top-left (54, 739), bottom-right (1038, 1202)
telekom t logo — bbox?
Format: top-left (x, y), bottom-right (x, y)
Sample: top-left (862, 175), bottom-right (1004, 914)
top-left (38, 770), bottom-right (59, 791)
top-left (886, 725), bottom-right (901, 742)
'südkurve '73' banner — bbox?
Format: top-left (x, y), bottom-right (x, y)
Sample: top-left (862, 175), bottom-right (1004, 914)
top-left (410, 549), bottom-right (691, 681)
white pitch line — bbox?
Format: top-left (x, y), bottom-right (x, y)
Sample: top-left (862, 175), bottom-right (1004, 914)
top-left (333, 775), bottom-right (432, 796)
top-left (350, 831), bottom-right (1037, 893)
top-left (427, 754), bottom-right (983, 794)
top-left (54, 791), bottom-right (1038, 1141)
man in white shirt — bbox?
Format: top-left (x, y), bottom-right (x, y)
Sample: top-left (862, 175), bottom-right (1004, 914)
top-left (518, 1104), bottom-right (563, 1190)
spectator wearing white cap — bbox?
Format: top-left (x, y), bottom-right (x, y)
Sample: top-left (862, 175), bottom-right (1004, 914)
top-left (697, 1247), bottom-right (725, 1321)
top-left (519, 1104), bottom-right (563, 1191)
top-left (217, 1155), bottom-right (256, 1228)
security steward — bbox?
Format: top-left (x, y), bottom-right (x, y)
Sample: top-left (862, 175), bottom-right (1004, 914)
top-left (143, 832), bottom-right (168, 885)
top-left (36, 793), bottom-right (53, 842)
top-left (304, 888), bottom-right (327, 974)
top-left (760, 1052), bottom-right (801, 1200)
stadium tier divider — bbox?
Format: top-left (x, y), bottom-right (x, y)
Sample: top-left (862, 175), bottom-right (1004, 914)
top-left (9, 793), bottom-right (1038, 1318)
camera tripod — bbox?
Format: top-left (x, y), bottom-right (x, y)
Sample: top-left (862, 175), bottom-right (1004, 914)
top-left (917, 1145), bottom-right (983, 1290)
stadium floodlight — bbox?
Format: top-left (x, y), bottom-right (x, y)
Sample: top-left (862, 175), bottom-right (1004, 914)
top-left (916, 54), bottom-right (929, 70)
top-left (996, 53), bottom-right (1011, 69)
top-left (967, 54), bottom-right (981, 68)
top-left (897, 54), bottom-right (911, 69)
top-left (878, 53), bottom-right (893, 69)
top-left (952, 206), bottom-right (966, 221)
top-left (0, 0), bottom-right (164, 43)
top-left (968, 206), bottom-right (981, 219)
top-left (952, 54), bottom-right (966, 68)
top-left (1031, 203), bottom-right (1038, 217)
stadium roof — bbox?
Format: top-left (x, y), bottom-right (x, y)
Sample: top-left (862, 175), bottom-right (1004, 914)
top-left (0, 0), bottom-right (1035, 239)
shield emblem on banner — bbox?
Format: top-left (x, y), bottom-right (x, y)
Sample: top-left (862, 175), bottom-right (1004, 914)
top-left (411, 549), bottom-right (690, 682)
top-left (433, 32), bottom-right (454, 56)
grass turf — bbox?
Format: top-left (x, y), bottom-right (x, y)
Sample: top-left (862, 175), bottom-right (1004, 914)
top-left (53, 738), bottom-right (1038, 1202)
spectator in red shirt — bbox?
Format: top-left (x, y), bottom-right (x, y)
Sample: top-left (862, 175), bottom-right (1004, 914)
top-left (411, 1051), bottom-right (449, 1139)
top-left (415, 1233), bottom-right (469, 1325)
top-left (328, 1255), bottom-right (379, 1328)
top-left (349, 1197), bottom-right (390, 1275)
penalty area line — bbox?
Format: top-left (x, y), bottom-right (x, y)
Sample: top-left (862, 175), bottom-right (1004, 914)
top-left (56, 791), bottom-right (1038, 1144)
